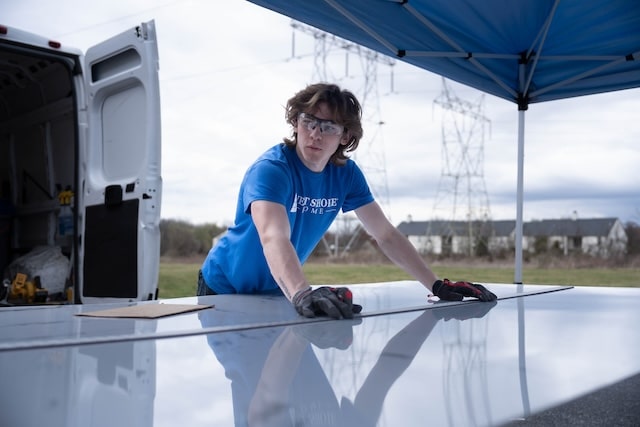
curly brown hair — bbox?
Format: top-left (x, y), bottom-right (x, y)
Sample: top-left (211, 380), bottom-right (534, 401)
top-left (283, 83), bottom-right (363, 166)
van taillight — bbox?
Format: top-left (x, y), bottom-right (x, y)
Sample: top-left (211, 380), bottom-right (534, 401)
top-left (0, 26), bottom-right (8, 35)
top-left (48, 40), bottom-right (61, 48)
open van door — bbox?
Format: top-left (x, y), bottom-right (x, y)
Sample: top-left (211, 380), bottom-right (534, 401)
top-left (79, 21), bottom-right (161, 303)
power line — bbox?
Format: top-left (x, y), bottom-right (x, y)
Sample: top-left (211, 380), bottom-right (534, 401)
top-left (51, 0), bottom-right (185, 38)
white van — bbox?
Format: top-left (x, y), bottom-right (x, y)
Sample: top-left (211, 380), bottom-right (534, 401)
top-left (0, 21), bottom-right (161, 304)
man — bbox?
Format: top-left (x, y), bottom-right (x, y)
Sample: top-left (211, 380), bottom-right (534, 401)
top-left (198, 83), bottom-right (496, 318)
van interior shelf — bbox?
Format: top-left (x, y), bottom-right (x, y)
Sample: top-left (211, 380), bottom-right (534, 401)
top-left (15, 200), bottom-right (60, 216)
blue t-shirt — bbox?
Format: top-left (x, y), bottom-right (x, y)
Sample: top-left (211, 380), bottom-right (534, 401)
top-left (201, 143), bottom-right (374, 294)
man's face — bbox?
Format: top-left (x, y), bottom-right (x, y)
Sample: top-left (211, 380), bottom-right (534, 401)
top-left (295, 102), bottom-right (346, 172)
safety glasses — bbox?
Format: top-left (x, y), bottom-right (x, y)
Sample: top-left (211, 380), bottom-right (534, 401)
top-left (298, 112), bottom-right (344, 136)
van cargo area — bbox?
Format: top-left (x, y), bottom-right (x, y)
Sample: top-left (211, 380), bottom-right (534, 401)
top-left (0, 40), bottom-right (78, 303)
top-left (0, 22), bottom-right (162, 306)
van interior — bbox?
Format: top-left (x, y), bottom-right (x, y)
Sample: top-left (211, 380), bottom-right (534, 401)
top-left (0, 40), bottom-right (78, 302)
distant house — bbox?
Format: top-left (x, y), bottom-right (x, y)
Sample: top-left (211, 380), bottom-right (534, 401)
top-left (395, 220), bottom-right (433, 255)
top-left (397, 219), bottom-right (514, 256)
top-left (487, 220), bottom-right (517, 253)
top-left (397, 217), bottom-right (627, 257)
top-left (522, 217), bottom-right (627, 256)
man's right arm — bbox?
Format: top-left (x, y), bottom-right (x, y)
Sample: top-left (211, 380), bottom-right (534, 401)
top-left (251, 200), bottom-right (310, 301)
top-left (251, 200), bottom-right (360, 319)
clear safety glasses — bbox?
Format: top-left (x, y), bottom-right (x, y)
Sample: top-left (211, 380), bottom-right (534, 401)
top-left (298, 113), bottom-right (344, 136)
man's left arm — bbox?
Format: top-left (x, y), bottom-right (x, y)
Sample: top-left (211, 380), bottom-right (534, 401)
top-left (354, 201), bottom-right (496, 302)
top-left (354, 201), bottom-right (439, 290)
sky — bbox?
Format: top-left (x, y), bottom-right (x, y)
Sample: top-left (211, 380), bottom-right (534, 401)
top-left (3, 0), bottom-right (639, 227)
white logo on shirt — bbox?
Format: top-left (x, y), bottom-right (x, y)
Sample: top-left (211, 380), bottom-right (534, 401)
top-left (291, 193), bottom-right (339, 215)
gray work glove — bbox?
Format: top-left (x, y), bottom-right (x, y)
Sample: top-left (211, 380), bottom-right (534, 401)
top-left (292, 286), bottom-right (363, 319)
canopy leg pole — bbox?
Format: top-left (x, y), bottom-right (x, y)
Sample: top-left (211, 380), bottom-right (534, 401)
top-left (516, 108), bottom-right (529, 419)
top-left (514, 110), bottom-right (525, 284)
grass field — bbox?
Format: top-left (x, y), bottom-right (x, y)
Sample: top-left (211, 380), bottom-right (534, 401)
top-left (158, 260), bottom-right (640, 299)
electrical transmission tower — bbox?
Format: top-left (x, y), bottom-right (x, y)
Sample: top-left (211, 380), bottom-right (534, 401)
top-left (430, 78), bottom-right (492, 256)
top-left (291, 21), bottom-right (394, 257)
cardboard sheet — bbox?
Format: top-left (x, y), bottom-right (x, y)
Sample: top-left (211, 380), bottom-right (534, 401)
top-left (76, 303), bottom-right (214, 319)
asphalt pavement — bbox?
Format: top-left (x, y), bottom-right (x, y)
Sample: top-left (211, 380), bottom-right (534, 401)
top-left (501, 373), bottom-right (640, 426)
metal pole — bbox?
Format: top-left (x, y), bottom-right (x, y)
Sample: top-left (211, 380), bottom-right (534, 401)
top-left (515, 110), bottom-right (525, 284)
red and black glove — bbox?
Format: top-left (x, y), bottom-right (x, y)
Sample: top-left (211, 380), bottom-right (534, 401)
top-left (432, 279), bottom-right (497, 302)
top-left (432, 300), bottom-right (497, 321)
top-left (292, 286), bottom-right (363, 319)
top-left (292, 317), bottom-right (362, 349)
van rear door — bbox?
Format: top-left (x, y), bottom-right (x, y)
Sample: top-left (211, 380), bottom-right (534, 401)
top-left (79, 21), bottom-right (161, 303)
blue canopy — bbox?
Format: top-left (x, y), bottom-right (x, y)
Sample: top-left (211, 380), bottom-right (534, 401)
top-left (247, 0), bottom-right (639, 107)
top-left (247, 0), bottom-right (640, 281)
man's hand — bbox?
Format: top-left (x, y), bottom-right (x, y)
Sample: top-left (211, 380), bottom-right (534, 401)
top-left (292, 286), bottom-right (363, 319)
top-left (432, 279), bottom-right (497, 302)
top-left (432, 300), bottom-right (497, 321)
top-left (292, 318), bottom-right (362, 349)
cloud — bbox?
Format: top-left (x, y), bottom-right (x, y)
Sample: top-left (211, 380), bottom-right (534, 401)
top-left (3, 1), bottom-right (638, 226)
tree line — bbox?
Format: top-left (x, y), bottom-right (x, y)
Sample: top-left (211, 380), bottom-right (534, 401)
top-left (159, 219), bottom-right (226, 257)
top-left (160, 219), bottom-right (640, 259)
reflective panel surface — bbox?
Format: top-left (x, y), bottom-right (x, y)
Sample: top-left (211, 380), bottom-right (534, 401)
top-left (1, 282), bottom-right (639, 426)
